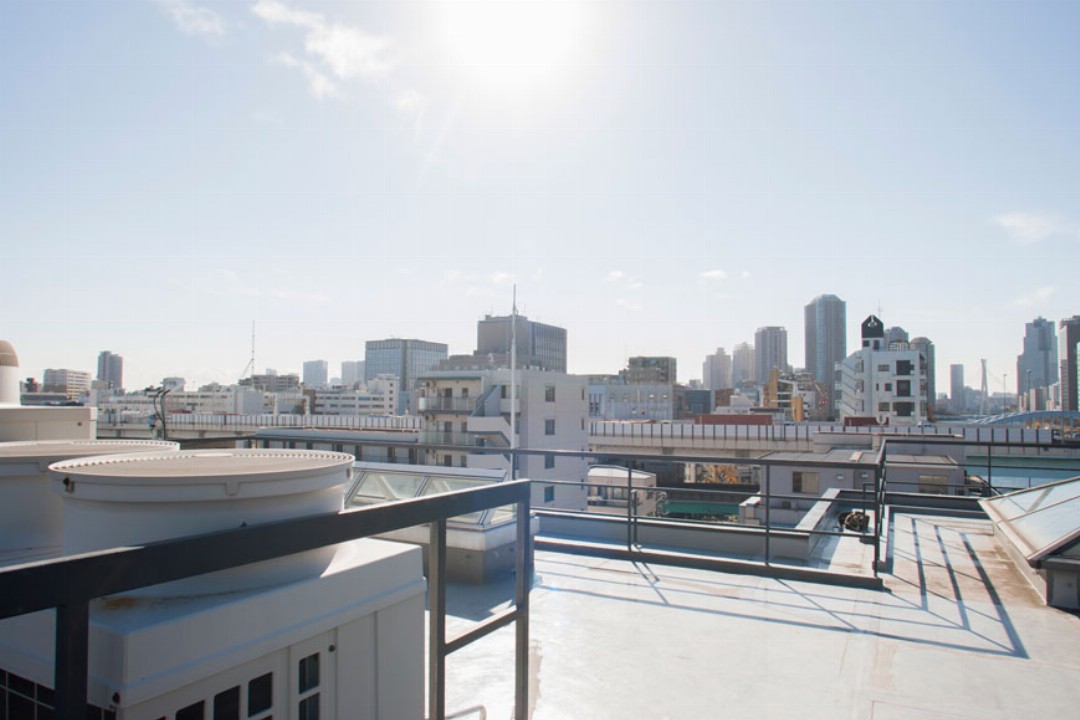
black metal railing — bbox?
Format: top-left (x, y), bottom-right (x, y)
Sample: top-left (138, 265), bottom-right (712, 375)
top-left (0, 481), bottom-right (531, 720)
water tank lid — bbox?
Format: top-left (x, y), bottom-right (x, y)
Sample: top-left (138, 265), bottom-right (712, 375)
top-left (0, 341), bottom-right (17, 368)
top-left (0, 439), bottom-right (177, 462)
top-left (51, 448), bottom-right (354, 480)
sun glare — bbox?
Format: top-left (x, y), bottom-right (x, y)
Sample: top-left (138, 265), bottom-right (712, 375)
top-left (439, 0), bottom-right (586, 90)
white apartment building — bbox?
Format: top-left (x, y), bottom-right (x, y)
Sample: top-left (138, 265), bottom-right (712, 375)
top-left (313, 376), bottom-right (398, 417)
top-left (836, 315), bottom-right (928, 426)
top-left (416, 369), bottom-right (589, 508)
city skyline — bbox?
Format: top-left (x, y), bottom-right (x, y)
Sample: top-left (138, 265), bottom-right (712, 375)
top-left (1, 1), bottom-right (1078, 392)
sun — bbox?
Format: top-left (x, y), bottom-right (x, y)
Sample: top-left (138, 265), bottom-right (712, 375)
top-left (438, 0), bottom-right (586, 90)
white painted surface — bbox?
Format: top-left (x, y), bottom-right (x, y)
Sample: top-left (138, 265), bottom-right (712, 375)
top-left (0, 440), bottom-right (177, 551)
top-left (50, 449), bottom-right (354, 595)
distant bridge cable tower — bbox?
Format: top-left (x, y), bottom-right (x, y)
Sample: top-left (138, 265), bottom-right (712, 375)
top-left (240, 320), bottom-right (256, 381)
top-left (979, 359), bottom-right (989, 415)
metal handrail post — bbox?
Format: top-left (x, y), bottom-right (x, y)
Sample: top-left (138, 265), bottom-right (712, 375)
top-left (54, 601), bottom-right (89, 720)
top-left (513, 496), bottom-right (532, 720)
top-left (428, 519), bottom-right (448, 720)
top-left (764, 464), bottom-right (771, 566)
top-left (627, 465), bottom-right (634, 551)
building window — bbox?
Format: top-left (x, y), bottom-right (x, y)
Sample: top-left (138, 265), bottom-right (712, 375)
top-left (896, 360), bottom-right (913, 376)
top-left (545, 385), bottom-right (556, 402)
top-left (177, 701), bottom-right (206, 720)
top-left (442, 455), bottom-right (452, 467)
top-left (897, 380), bottom-right (911, 397)
top-left (877, 364), bottom-right (889, 372)
top-left (544, 485), bottom-right (555, 502)
top-left (248, 673), bottom-right (273, 717)
top-left (894, 401), bottom-right (915, 417)
top-left (884, 383), bottom-right (892, 392)
top-left (918, 474), bottom-right (948, 494)
top-left (298, 652), bottom-right (320, 720)
top-left (792, 471), bottom-right (819, 494)
top-left (878, 402), bottom-right (890, 411)
top-left (213, 687), bottom-right (240, 720)
top-left (545, 454), bottom-right (555, 469)
top-left (545, 419), bottom-right (555, 435)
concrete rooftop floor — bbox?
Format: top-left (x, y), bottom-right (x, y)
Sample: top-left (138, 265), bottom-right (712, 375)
top-left (438, 512), bottom-right (1080, 719)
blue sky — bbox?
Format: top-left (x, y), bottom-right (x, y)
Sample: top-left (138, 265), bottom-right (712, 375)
top-left (1, 0), bottom-right (1078, 394)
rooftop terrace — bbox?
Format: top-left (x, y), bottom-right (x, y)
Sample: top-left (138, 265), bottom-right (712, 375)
top-left (441, 510), bottom-right (1080, 719)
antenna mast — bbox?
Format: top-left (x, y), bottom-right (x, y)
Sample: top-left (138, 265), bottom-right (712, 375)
top-left (510, 286), bottom-right (518, 478)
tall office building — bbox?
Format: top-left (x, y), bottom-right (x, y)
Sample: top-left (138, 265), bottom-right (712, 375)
top-left (804, 295), bottom-right (846, 416)
top-left (754, 326), bottom-right (788, 385)
top-left (732, 343), bottom-right (755, 387)
top-left (909, 337), bottom-right (936, 415)
top-left (341, 360), bottom-right (365, 388)
top-left (42, 368), bottom-right (92, 401)
top-left (476, 314), bottom-right (567, 372)
top-left (1017, 317), bottom-right (1058, 407)
top-left (1059, 316), bottom-right (1080, 412)
top-left (623, 357), bottom-right (677, 384)
top-left (702, 348), bottom-right (733, 390)
top-left (950, 364), bottom-right (965, 412)
top-left (365, 339), bottom-right (449, 413)
top-left (96, 351), bottom-right (123, 391)
top-left (302, 360), bottom-right (329, 389)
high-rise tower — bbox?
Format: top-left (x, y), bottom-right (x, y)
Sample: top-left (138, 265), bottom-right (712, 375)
top-left (1016, 317), bottom-right (1058, 410)
top-left (804, 295), bottom-right (846, 416)
top-left (97, 351), bottom-right (124, 391)
top-left (754, 326), bottom-right (788, 386)
top-left (1060, 316), bottom-right (1080, 412)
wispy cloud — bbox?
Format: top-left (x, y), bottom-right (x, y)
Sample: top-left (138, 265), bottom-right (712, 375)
top-left (605, 270), bottom-right (625, 283)
top-left (616, 298), bottom-right (641, 312)
top-left (276, 52), bottom-right (337, 100)
top-left (995, 212), bottom-right (1077, 245)
top-left (741, 270), bottom-right (751, 279)
top-left (252, 0), bottom-right (393, 96)
top-left (489, 271), bottom-right (516, 285)
top-left (158, 0), bottom-right (225, 38)
top-left (700, 269), bottom-right (727, 281)
top-left (1014, 286), bottom-right (1055, 307)
top-left (395, 89), bottom-right (428, 125)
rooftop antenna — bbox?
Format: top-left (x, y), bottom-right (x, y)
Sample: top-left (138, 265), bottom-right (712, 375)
top-left (510, 285), bottom-right (518, 478)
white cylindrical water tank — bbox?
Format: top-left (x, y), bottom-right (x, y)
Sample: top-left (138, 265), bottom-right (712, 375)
top-left (49, 448), bottom-right (355, 596)
top-left (0, 340), bottom-right (20, 407)
top-left (0, 440), bottom-right (179, 552)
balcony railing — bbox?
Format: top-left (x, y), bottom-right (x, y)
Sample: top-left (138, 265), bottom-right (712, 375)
top-left (418, 397), bottom-right (477, 413)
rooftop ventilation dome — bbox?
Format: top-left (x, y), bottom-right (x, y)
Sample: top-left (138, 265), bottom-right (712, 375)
top-left (0, 339), bottom-right (20, 407)
top-left (0, 440), bottom-right (179, 552)
top-left (49, 448), bottom-right (355, 596)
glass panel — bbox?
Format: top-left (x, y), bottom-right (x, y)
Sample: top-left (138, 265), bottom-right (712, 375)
top-left (176, 701), bottom-right (205, 720)
top-left (298, 696), bottom-right (319, 720)
top-left (374, 472), bottom-right (427, 500)
top-left (248, 674), bottom-right (273, 716)
top-left (421, 476), bottom-right (491, 524)
top-left (346, 472), bottom-right (427, 507)
top-left (987, 479), bottom-right (1080, 521)
top-left (1008, 500), bottom-right (1080, 552)
top-left (489, 504), bottom-right (516, 525)
top-left (298, 653), bottom-right (320, 694)
top-left (213, 687), bottom-right (240, 720)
